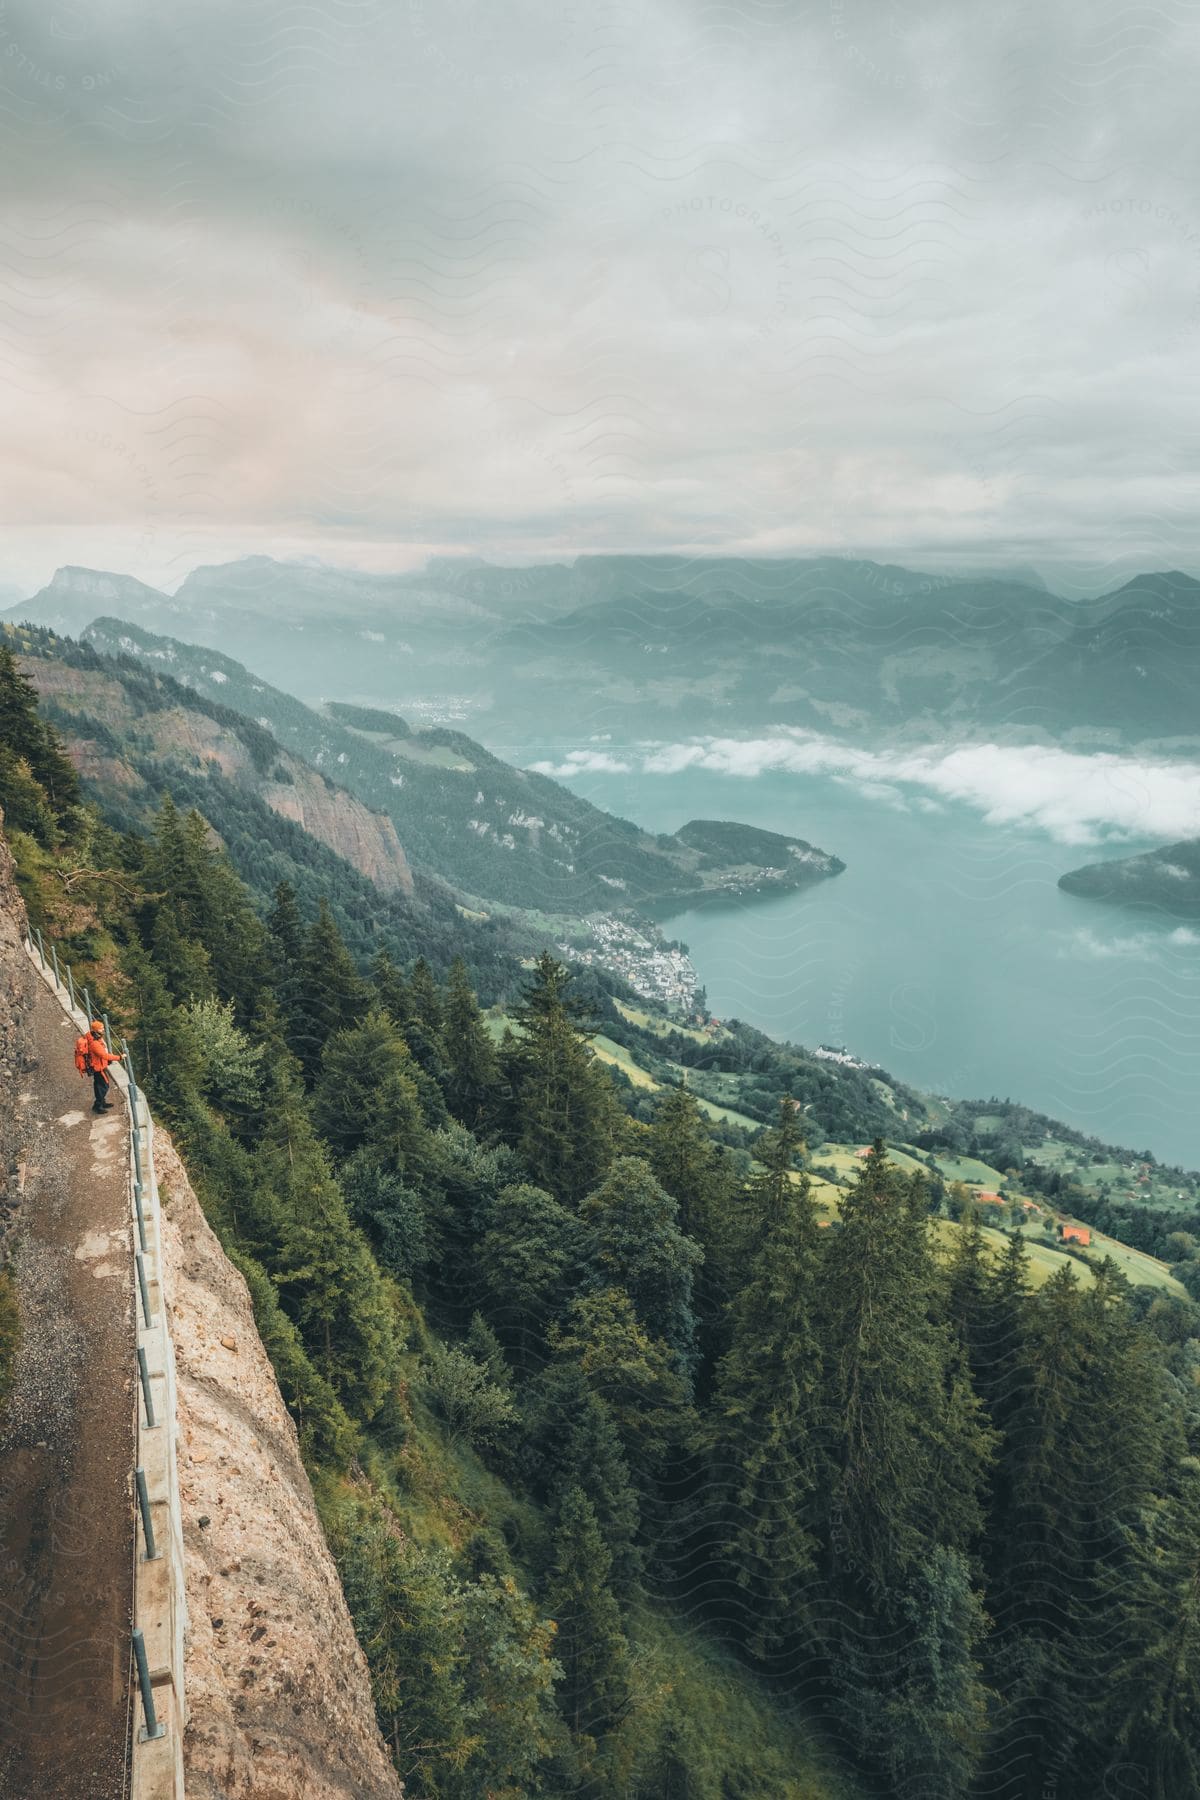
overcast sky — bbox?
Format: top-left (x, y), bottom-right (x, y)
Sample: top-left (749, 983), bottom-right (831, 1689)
top-left (2, 0), bottom-right (1198, 596)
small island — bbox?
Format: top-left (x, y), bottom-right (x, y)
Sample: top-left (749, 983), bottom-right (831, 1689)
top-left (1059, 838), bottom-right (1200, 915)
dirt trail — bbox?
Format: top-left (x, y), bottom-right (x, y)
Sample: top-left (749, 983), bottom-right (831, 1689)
top-left (0, 963), bottom-right (135, 1800)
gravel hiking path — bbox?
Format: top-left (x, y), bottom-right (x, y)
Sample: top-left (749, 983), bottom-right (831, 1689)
top-left (0, 971), bottom-right (135, 1800)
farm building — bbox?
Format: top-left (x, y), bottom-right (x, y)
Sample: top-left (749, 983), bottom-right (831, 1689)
top-left (1061, 1223), bottom-right (1091, 1246)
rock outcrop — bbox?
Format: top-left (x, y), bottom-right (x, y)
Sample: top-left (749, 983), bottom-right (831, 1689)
top-left (22, 657), bottom-right (413, 896)
top-left (153, 1131), bottom-right (403, 1799)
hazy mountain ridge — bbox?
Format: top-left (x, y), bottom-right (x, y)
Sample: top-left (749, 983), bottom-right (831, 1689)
top-left (7, 552), bottom-right (1199, 746)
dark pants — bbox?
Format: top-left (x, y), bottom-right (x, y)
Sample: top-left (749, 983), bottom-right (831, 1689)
top-left (91, 1071), bottom-right (110, 1111)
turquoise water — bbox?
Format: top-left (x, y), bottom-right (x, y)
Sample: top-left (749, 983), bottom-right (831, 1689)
top-left (503, 746), bottom-right (1200, 1171)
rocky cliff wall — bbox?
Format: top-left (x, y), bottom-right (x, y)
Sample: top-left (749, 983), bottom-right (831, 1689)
top-left (153, 1130), bottom-right (403, 1798)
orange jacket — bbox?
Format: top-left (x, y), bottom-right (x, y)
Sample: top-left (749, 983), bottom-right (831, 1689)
top-left (77, 1031), bottom-right (119, 1077)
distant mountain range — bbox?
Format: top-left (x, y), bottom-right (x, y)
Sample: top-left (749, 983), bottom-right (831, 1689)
top-left (7, 554), bottom-right (1200, 746)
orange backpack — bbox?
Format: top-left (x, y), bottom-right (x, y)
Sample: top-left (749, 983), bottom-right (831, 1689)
top-left (75, 1035), bottom-right (90, 1075)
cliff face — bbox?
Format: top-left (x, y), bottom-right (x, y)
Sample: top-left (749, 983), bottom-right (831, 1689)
top-left (153, 1130), bottom-right (403, 1799)
top-left (22, 657), bottom-right (414, 897)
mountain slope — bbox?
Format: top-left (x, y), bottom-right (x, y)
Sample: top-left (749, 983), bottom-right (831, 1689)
top-left (9, 626), bottom-right (413, 896)
top-left (80, 618), bottom-right (845, 916)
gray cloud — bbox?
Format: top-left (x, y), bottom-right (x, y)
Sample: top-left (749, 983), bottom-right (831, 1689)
top-left (1, 0), bottom-right (1198, 592)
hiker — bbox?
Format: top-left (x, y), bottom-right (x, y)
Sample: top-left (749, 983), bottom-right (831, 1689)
top-left (75, 1019), bottom-right (119, 1114)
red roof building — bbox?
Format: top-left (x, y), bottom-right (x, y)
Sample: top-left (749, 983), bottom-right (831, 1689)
top-left (1061, 1223), bottom-right (1091, 1246)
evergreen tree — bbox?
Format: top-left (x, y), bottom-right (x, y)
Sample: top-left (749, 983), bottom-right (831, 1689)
top-left (878, 1546), bottom-right (991, 1798)
top-left (550, 1290), bottom-right (690, 1481)
top-left (292, 899), bottom-right (367, 1080)
top-left (443, 956), bottom-right (498, 1130)
top-left (1095, 1462), bottom-right (1200, 1799)
top-left (546, 1367), bottom-right (643, 1603)
top-left (983, 1263), bottom-right (1177, 1799)
top-left (339, 1151), bottom-right (429, 1285)
top-left (255, 1070), bottom-right (400, 1422)
top-left (313, 1010), bottom-right (428, 1171)
top-left (546, 1486), bottom-right (630, 1743)
top-left (647, 1083), bottom-right (739, 1363)
top-left (372, 948), bottom-right (452, 1127)
top-left (0, 644), bottom-right (81, 819)
top-left (502, 952), bottom-right (618, 1206)
top-left (477, 1181), bottom-right (579, 1367)
top-left (819, 1145), bottom-right (994, 1603)
top-left (579, 1156), bottom-right (702, 1375)
top-left (708, 1099), bottom-right (823, 1657)
top-left (120, 941), bottom-right (203, 1117)
top-left (329, 1499), bottom-right (474, 1789)
top-left (268, 877), bottom-right (304, 967)
top-left (0, 747), bottom-right (61, 845)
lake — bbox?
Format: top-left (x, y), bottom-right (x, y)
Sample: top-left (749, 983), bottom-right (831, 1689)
top-left (501, 742), bottom-right (1200, 1171)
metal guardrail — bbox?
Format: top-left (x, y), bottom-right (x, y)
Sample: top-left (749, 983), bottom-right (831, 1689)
top-left (24, 926), bottom-right (188, 1799)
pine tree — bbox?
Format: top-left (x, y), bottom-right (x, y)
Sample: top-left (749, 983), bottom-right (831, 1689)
top-left (819, 1145), bottom-right (994, 1604)
top-left (647, 1083), bottom-right (738, 1241)
top-left (443, 956), bottom-right (498, 1129)
top-left (982, 1263), bottom-right (1174, 1799)
top-left (268, 878), bottom-right (304, 967)
top-left (0, 747), bottom-right (61, 845)
top-left (255, 1070), bottom-right (400, 1422)
top-left (120, 942), bottom-right (203, 1117)
top-left (312, 1010), bottom-right (428, 1172)
top-left (708, 1097), bottom-right (822, 1657)
top-left (405, 955), bottom-right (450, 1086)
top-left (1096, 1462), bottom-right (1200, 1799)
top-left (328, 1497), bottom-right (474, 1789)
top-left (292, 899), bottom-right (367, 1081)
top-left (0, 644), bottom-right (81, 820)
top-left (877, 1546), bottom-right (991, 1798)
top-left (477, 1181), bottom-right (579, 1366)
top-left (502, 952), bottom-right (617, 1206)
top-left (548, 1369), bottom-right (643, 1603)
top-left (339, 1152), bottom-right (429, 1285)
top-left (579, 1155), bottom-right (702, 1375)
top-left (546, 1486), bottom-right (630, 1743)
top-left (646, 1083), bottom-right (740, 1373)
top-left (550, 1289), bottom-right (690, 1482)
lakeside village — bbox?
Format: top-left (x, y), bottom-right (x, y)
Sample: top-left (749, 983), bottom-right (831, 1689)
top-left (560, 913), bottom-right (701, 1016)
top-left (562, 920), bottom-right (892, 1059)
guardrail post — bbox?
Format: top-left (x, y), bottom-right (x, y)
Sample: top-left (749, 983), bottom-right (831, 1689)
top-left (137, 1346), bottom-right (157, 1430)
top-left (135, 1250), bottom-right (153, 1327)
top-left (83, 985), bottom-right (92, 1022)
top-left (67, 964), bottom-right (76, 1011)
top-left (103, 1012), bottom-right (112, 1046)
top-left (51, 944), bottom-right (60, 989)
top-left (132, 1627), bottom-right (165, 1741)
top-left (34, 927), bottom-right (45, 972)
top-left (135, 1466), bottom-right (159, 1562)
top-left (133, 1183), bottom-right (148, 1256)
